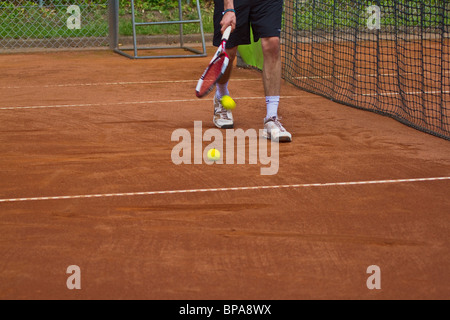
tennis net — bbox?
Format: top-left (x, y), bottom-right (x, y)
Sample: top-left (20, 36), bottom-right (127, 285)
top-left (282, 0), bottom-right (449, 140)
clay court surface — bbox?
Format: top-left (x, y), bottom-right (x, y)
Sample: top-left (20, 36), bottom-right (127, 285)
top-left (0, 46), bottom-right (449, 300)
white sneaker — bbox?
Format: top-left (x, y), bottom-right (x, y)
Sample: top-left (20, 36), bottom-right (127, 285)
top-left (213, 95), bottom-right (234, 129)
top-left (263, 116), bottom-right (292, 142)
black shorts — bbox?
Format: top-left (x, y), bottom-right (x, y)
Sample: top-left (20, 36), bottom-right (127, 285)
top-left (213, 0), bottom-right (283, 48)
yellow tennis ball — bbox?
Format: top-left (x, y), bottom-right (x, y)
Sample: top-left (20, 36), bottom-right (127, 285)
top-left (221, 95), bottom-right (236, 110)
top-left (207, 148), bottom-right (221, 161)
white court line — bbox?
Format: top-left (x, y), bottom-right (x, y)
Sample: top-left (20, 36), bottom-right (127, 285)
top-left (0, 78), bottom-right (260, 90)
top-left (294, 71), bottom-right (450, 96)
top-left (294, 70), bottom-right (450, 81)
top-left (361, 90), bottom-right (450, 97)
top-left (0, 176), bottom-right (448, 203)
top-left (295, 72), bottom-right (398, 80)
top-left (294, 73), bottom-right (450, 96)
top-left (0, 96), bottom-right (312, 111)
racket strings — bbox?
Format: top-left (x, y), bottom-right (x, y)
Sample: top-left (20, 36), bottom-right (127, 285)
top-left (196, 26), bottom-right (232, 98)
top-left (198, 55), bottom-right (226, 96)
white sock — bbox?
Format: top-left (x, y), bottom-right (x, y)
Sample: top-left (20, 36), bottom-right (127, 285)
top-left (216, 82), bottom-right (229, 99)
top-left (266, 96), bottom-right (280, 120)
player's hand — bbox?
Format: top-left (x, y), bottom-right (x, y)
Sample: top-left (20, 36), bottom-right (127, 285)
top-left (220, 11), bottom-right (236, 34)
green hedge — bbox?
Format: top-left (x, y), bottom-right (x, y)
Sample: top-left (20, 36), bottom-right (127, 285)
top-left (0, 0), bottom-right (215, 39)
top-left (293, 0), bottom-right (449, 31)
top-left (0, 1), bottom-right (447, 40)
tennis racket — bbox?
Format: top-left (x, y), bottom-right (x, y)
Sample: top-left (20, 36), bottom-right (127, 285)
top-left (195, 26), bottom-right (232, 98)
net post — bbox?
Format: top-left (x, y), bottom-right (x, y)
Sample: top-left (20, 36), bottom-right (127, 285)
top-left (108, 0), bottom-right (119, 50)
top-left (283, 0), bottom-right (295, 76)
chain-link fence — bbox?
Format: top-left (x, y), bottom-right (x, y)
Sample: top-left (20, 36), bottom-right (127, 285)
top-left (0, 0), bottom-right (110, 51)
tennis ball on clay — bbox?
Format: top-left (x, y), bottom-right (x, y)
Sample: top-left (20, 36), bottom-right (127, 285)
top-left (207, 148), bottom-right (221, 162)
top-left (221, 95), bottom-right (236, 110)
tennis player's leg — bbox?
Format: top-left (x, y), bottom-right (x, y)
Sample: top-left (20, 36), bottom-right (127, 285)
top-left (212, 0), bottom-right (252, 129)
top-left (216, 46), bottom-right (237, 102)
top-left (261, 37), bottom-right (291, 142)
top-left (211, 47), bottom-right (237, 129)
top-left (251, 0), bottom-right (292, 142)
top-left (261, 37), bottom-right (281, 99)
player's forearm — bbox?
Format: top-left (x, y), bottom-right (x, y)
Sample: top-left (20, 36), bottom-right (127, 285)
top-left (224, 0), bottom-right (234, 10)
top-left (221, 0), bottom-right (236, 32)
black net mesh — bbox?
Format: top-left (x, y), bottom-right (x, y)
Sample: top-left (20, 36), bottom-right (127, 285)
top-left (282, 0), bottom-right (449, 140)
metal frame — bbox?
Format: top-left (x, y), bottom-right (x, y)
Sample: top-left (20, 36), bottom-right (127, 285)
top-left (112, 0), bottom-right (207, 59)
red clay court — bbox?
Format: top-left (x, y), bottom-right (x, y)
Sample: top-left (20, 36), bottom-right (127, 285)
top-left (0, 45), bottom-right (449, 299)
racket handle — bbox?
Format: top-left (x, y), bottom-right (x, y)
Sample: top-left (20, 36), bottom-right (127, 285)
top-left (222, 26), bottom-right (232, 41)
